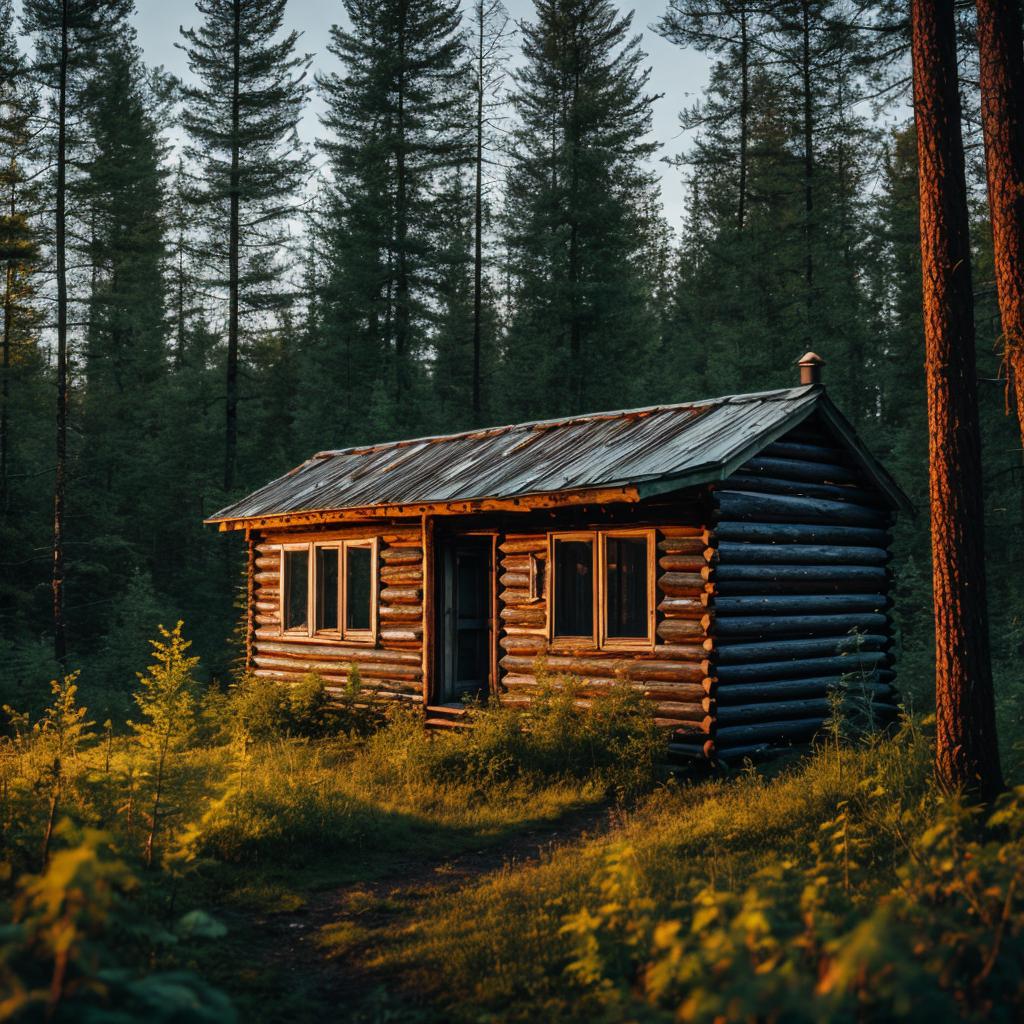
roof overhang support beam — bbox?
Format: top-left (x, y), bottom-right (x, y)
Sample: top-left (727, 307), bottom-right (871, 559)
top-left (208, 484), bottom-right (643, 533)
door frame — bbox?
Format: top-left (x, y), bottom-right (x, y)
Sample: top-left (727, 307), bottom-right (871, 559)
top-left (430, 531), bottom-right (499, 706)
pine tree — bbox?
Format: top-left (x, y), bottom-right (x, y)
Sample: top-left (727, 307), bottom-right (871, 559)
top-left (178, 0), bottom-right (311, 494)
top-left (911, 0), bottom-right (1003, 799)
top-left (502, 0), bottom-right (663, 419)
top-left (22, 0), bottom-right (135, 664)
top-left (315, 0), bottom-right (470, 439)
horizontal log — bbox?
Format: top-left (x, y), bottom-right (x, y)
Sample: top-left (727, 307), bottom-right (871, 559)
top-left (659, 553), bottom-right (713, 573)
top-left (502, 625), bottom-right (547, 638)
top-left (253, 668), bottom-right (421, 695)
top-left (254, 571), bottom-right (279, 585)
top-left (502, 554), bottom-right (533, 572)
top-left (255, 600), bottom-right (278, 614)
top-left (667, 741), bottom-right (713, 759)
top-left (380, 586), bottom-right (421, 605)
top-left (256, 640), bottom-right (421, 664)
top-left (499, 635), bottom-right (545, 654)
top-left (715, 717), bottom-right (827, 744)
top-left (657, 618), bottom-right (706, 642)
top-left (714, 490), bottom-right (891, 527)
top-left (253, 655), bottom-right (422, 682)
top-left (379, 626), bottom-right (423, 643)
top-left (713, 594), bottom-right (889, 616)
top-left (500, 538), bottom-right (547, 554)
top-left (714, 564), bottom-right (887, 585)
top-left (255, 556), bottom-right (278, 570)
top-left (762, 440), bottom-right (850, 463)
top-left (716, 697), bottom-right (835, 725)
top-left (381, 532), bottom-right (421, 544)
top-left (643, 685), bottom-right (714, 704)
top-left (711, 521), bottom-right (890, 547)
top-left (715, 542), bottom-right (889, 566)
top-left (379, 548), bottom-right (422, 565)
top-left (657, 535), bottom-right (710, 555)
top-left (716, 678), bottom-right (895, 704)
top-left (712, 743), bottom-right (772, 762)
top-left (501, 588), bottom-right (538, 607)
top-left (379, 604), bottom-right (423, 622)
top-left (659, 525), bottom-right (707, 538)
top-left (500, 607), bottom-right (546, 627)
top-left (726, 475), bottom-right (884, 508)
top-left (715, 634), bottom-right (890, 664)
top-left (379, 565), bottom-right (424, 584)
top-left (658, 571), bottom-right (710, 595)
top-left (711, 613), bottom-right (888, 639)
top-left (742, 455), bottom-right (861, 485)
top-left (501, 654), bottom-right (707, 684)
top-left (715, 653), bottom-right (890, 683)
top-left (658, 596), bottom-right (707, 618)
top-left (713, 578), bottom-right (888, 596)
top-left (501, 572), bottom-right (531, 589)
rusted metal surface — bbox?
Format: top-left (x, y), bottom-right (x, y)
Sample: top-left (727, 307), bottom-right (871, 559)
top-left (207, 385), bottom-right (908, 526)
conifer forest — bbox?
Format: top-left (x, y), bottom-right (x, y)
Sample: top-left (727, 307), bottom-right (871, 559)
top-left (2, 0), bottom-right (1024, 1021)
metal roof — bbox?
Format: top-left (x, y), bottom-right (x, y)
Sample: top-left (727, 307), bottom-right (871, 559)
top-left (207, 385), bottom-right (912, 526)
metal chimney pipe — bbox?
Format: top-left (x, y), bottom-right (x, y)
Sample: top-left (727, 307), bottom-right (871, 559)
top-left (797, 351), bottom-right (825, 386)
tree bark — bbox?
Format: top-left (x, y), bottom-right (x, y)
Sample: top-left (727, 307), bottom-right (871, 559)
top-left (472, 1), bottom-right (485, 426)
top-left (911, 0), bottom-right (1003, 799)
top-left (975, 0), bottom-right (1024, 442)
top-left (225, 0), bottom-right (242, 493)
top-left (737, 4), bottom-right (749, 233)
top-left (52, 0), bottom-right (69, 667)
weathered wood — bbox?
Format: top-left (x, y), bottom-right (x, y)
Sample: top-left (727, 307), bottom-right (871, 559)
top-left (257, 640), bottom-right (421, 664)
top-left (657, 618), bottom-right (705, 642)
top-left (743, 455), bottom-right (862, 484)
top-left (253, 655), bottom-right (421, 681)
top-left (659, 525), bottom-right (708, 538)
top-left (711, 612), bottom-right (888, 638)
top-left (714, 564), bottom-right (887, 585)
top-left (499, 538), bottom-right (547, 554)
top-left (713, 577), bottom-right (887, 596)
top-left (725, 474), bottom-right (884, 507)
top-left (500, 606), bottom-right (546, 626)
top-left (713, 594), bottom-right (889, 616)
top-left (715, 634), bottom-right (889, 664)
top-left (379, 548), bottom-right (422, 565)
top-left (715, 717), bottom-right (827, 744)
top-left (761, 440), bottom-right (850, 463)
top-left (501, 554), bottom-right (533, 572)
top-left (421, 514), bottom-right (434, 704)
top-left (711, 521), bottom-right (890, 547)
top-left (715, 653), bottom-right (890, 683)
top-left (659, 553), bottom-right (713, 573)
top-left (716, 677), bottom-right (895, 704)
top-left (253, 668), bottom-right (422, 695)
top-left (381, 625), bottom-right (423, 643)
top-left (714, 490), bottom-right (891, 526)
top-left (379, 604), bottom-right (423, 622)
top-left (500, 572), bottom-right (531, 589)
top-left (658, 571), bottom-right (710, 595)
top-left (657, 535), bottom-right (710, 554)
top-left (381, 586), bottom-right (422, 605)
top-left (500, 587), bottom-right (537, 607)
top-left (657, 595), bottom-right (706, 618)
top-left (380, 564), bottom-right (424, 584)
top-left (500, 654), bottom-right (707, 683)
top-left (715, 542), bottom-right (889, 566)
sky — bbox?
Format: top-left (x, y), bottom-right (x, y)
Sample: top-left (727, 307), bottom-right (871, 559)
top-left (131, 0), bottom-right (712, 227)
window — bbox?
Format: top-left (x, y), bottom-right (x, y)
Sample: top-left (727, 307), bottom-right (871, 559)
top-left (282, 546), bottom-right (310, 632)
top-left (549, 529), bottom-right (654, 648)
top-left (343, 541), bottom-right (375, 639)
top-left (552, 535), bottom-right (595, 640)
top-left (314, 545), bottom-right (340, 633)
top-left (281, 539), bottom-right (377, 642)
top-left (602, 533), bottom-right (653, 644)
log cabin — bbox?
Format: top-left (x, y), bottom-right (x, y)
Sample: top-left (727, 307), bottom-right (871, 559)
top-left (205, 353), bottom-right (912, 762)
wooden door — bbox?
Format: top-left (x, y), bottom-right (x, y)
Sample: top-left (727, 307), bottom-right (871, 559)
top-left (437, 537), bottom-right (492, 704)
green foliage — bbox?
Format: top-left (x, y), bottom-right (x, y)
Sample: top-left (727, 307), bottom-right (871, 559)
top-left (129, 622), bottom-right (200, 757)
top-left (0, 822), bottom-right (234, 1022)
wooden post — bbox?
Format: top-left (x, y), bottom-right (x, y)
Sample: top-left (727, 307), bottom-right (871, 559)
top-left (421, 514), bottom-right (434, 708)
top-left (245, 529), bottom-right (255, 673)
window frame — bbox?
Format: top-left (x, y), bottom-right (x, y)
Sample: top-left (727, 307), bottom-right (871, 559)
top-left (280, 542), bottom-right (312, 636)
top-left (548, 531), bottom-right (599, 647)
top-left (311, 542), bottom-right (342, 639)
top-left (598, 529), bottom-right (656, 650)
top-left (547, 528), bottom-right (656, 651)
top-left (340, 538), bottom-right (378, 644)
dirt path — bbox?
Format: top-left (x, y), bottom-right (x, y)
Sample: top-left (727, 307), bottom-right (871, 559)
top-left (247, 801), bottom-right (617, 1015)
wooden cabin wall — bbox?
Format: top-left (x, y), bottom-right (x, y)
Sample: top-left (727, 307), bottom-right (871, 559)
top-left (704, 422), bottom-right (899, 762)
top-left (494, 501), bottom-right (716, 746)
top-left (250, 523), bottom-right (425, 704)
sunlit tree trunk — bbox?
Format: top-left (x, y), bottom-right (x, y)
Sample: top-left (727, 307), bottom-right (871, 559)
top-left (911, 0), bottom-right (1003, 799)
top-left (975, 0), bottom-right (1024, 442)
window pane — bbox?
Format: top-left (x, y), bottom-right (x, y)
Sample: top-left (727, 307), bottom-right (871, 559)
top-left (553, 539), bottom-right (593, 637)
top-left (345, 545), bottom-right (373, 633)
top-left (284, 550), bottom-right (308, 631)
top-left (315, 547), bottom-right (339, 631)
top-left (606, 536), bottom-right (648, 638)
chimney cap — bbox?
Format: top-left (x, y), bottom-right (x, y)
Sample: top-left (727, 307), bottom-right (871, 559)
top-left (797, 351), bottom-right (825, 386)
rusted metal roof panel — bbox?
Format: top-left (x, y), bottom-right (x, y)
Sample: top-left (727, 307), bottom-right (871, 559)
top-left (207, 385), bottom-right (910, 524)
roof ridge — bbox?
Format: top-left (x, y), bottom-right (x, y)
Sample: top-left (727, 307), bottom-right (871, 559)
top-left (310, 385), bottom-right (816, 461)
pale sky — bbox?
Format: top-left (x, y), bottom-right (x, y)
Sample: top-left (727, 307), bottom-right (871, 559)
top-left (131, 0), bottom-right (711, 227)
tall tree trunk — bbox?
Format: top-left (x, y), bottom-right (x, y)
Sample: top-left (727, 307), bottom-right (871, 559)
top-left (737, 5), bottom-right (749, 233)
top-left (394, 1), bottom-right (410, 419)
top-left (225, 0), bottom-right (241, 493)
top-left (975, 0), bottom-right (1024, 440)
top-left (52, 0), bottom-right (69, 667)
top-left (1, 249), bottom-right (12, 513)
top-left (911, 0), bottom-right (1003, 800)
top-left (472, 2), bottom-right (485, 426)
top-left (799, 0), bottom-right (814, 345)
